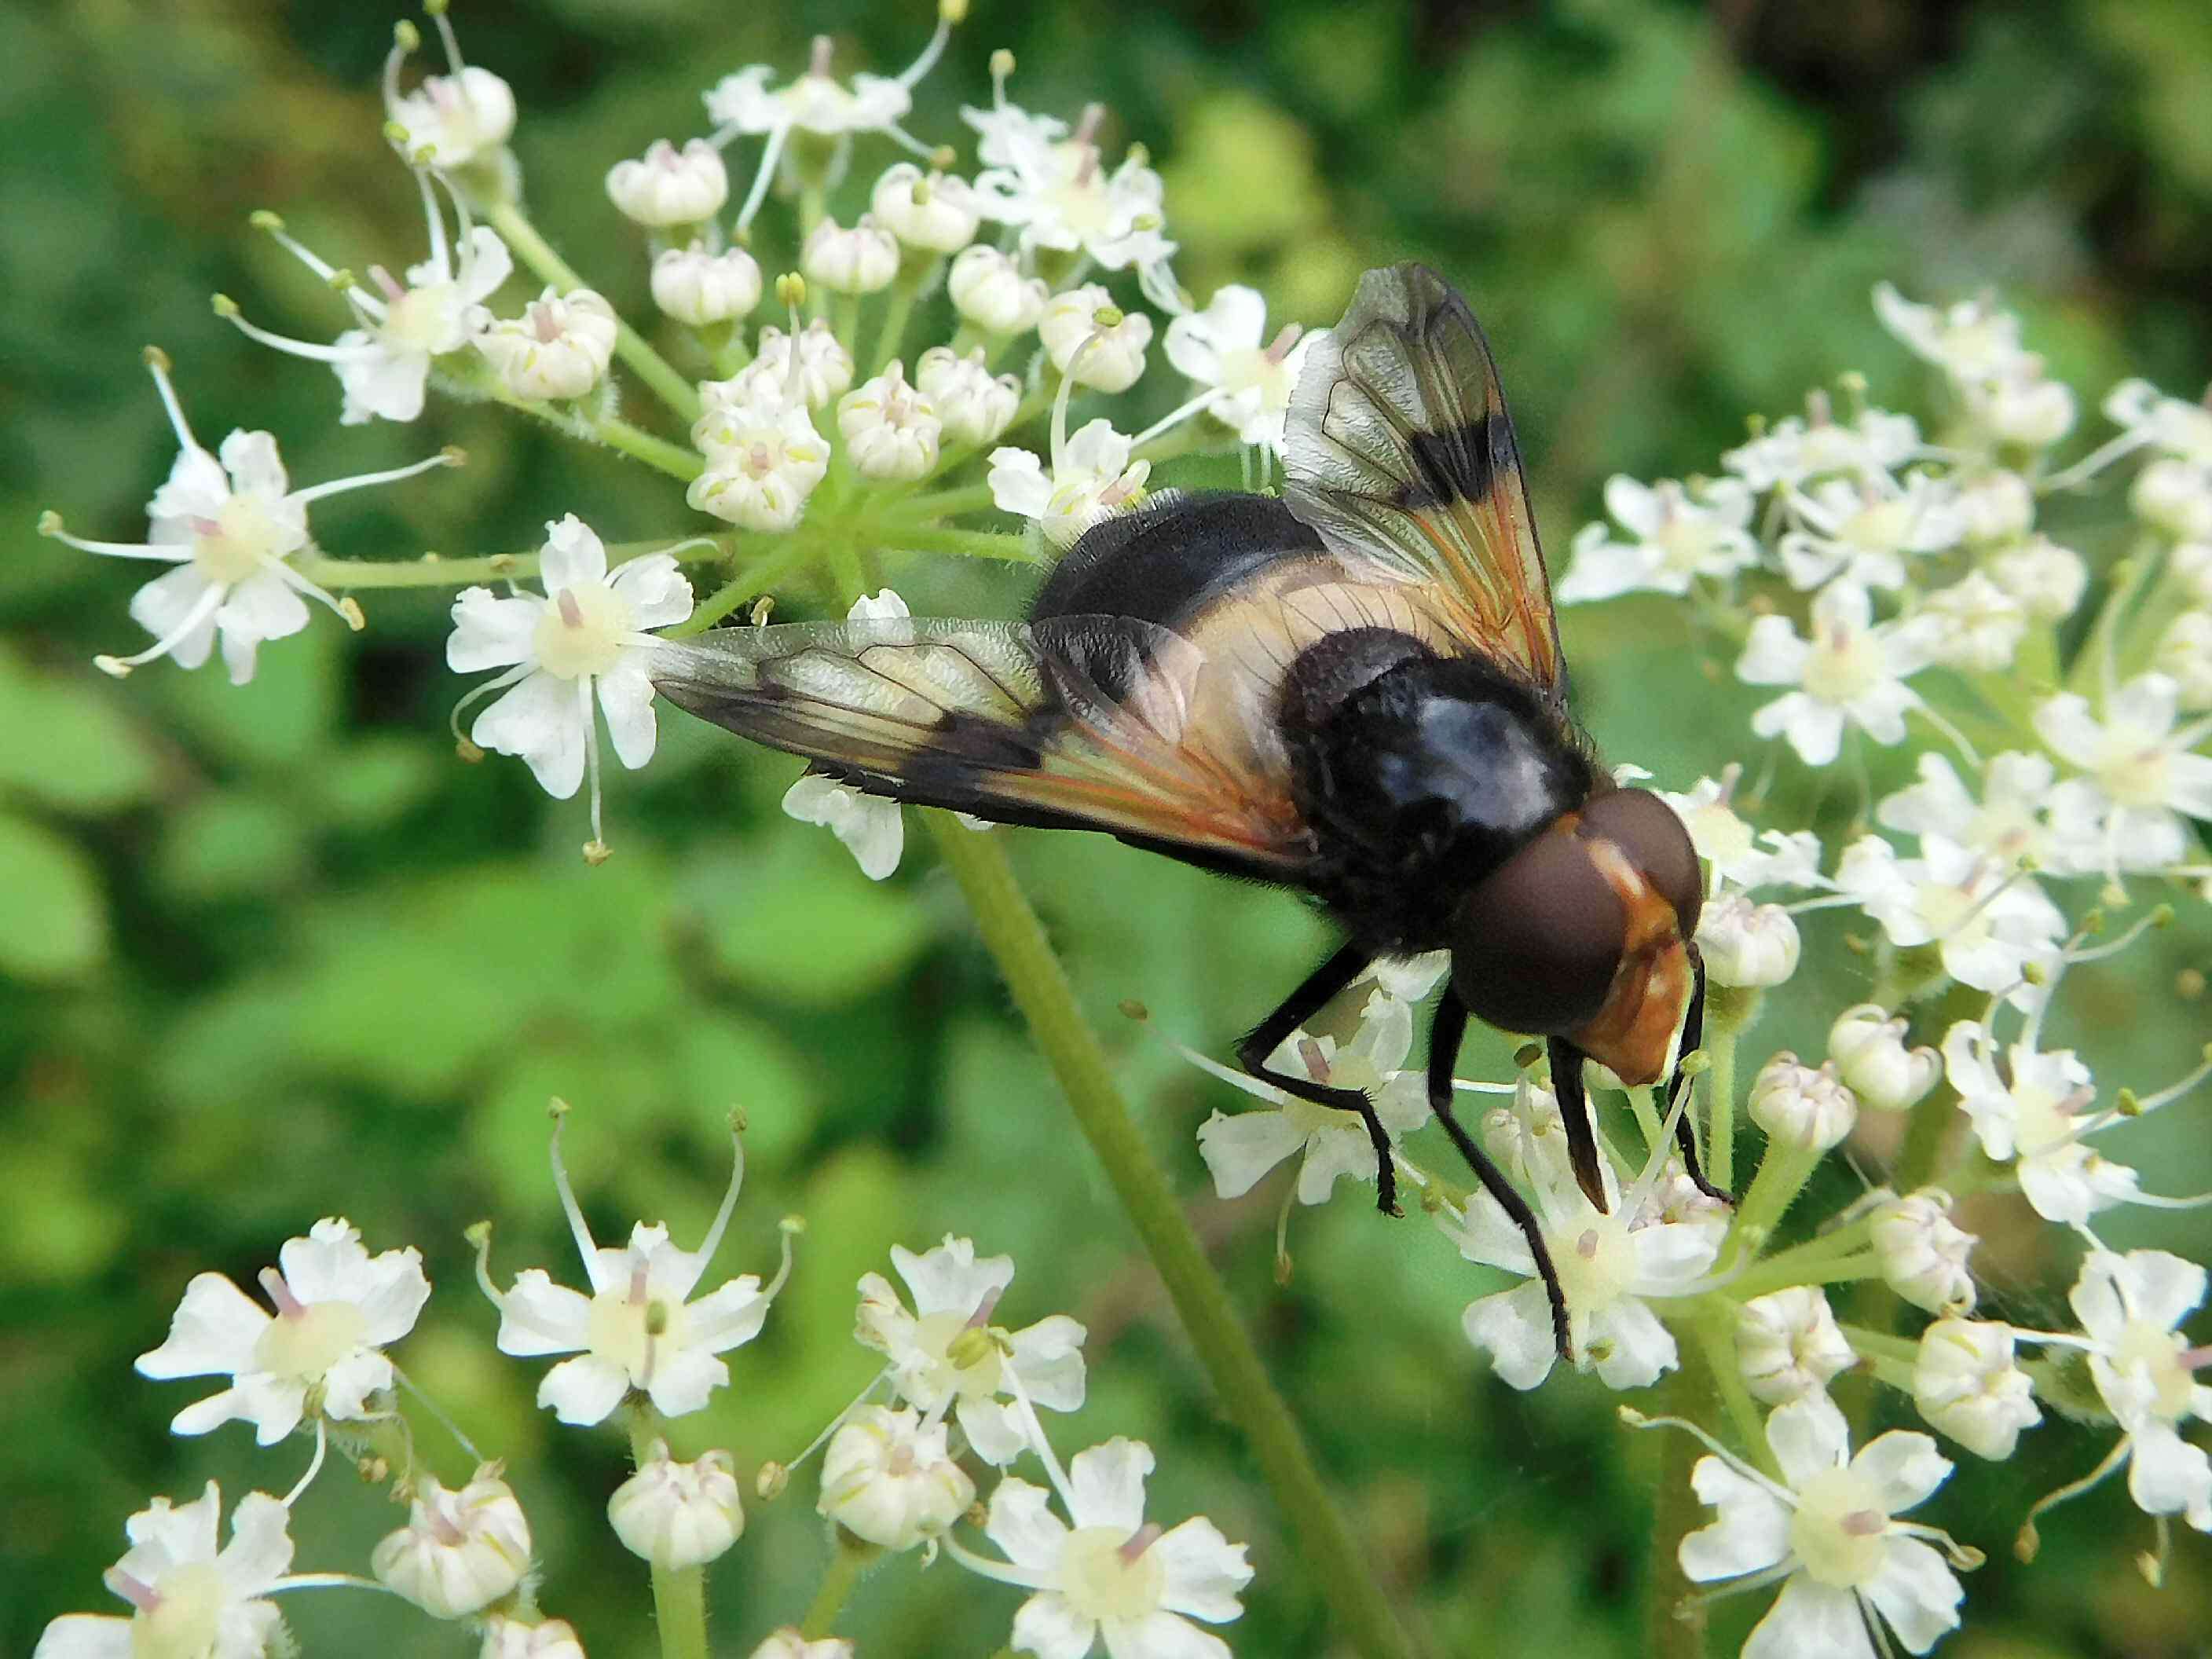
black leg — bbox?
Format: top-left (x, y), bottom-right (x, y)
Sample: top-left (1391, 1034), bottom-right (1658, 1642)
top-left (1236, 943), bottom-right (1401, 1216)
top-left (1428, 991), bottom-right (1573, 1362)
top-left (1666, 945), bottom-right (1731, 1204)
top-left (1547, 1036), bottom-right (1610, 1214)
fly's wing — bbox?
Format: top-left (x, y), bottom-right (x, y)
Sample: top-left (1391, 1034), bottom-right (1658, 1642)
top-left (652, 615), bottom-right (1320, 877)
top-left (1284, 262), bottom-right (1567, 704)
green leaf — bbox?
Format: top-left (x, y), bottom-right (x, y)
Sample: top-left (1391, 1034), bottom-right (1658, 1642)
top-left (0, 810), bottom-right (108, 981)
top-left (0, 643), bottom-right (162, 814)
top-left (690, 831), bottom-right (935, 1006)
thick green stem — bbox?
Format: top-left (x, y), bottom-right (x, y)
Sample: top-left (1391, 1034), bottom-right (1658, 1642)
top-left (1723, 1252), bottom-right (1884, 1302)
top-left (598, 416), bottom-right (704, 481)
top-left (924, 817), bottom-right (1421, 1659)
top-left (1727, 1141), bottom-right (1822, 1262)
top-left (627, 1409), bottom-right (710, 1659)
top-left (294, 535), bottom-right (736, 592)
top-left (801, 1531), bottom-right (880, 1639)
top-left (485, 202), bottom-right (703, 423)
top-left (667, 539), bottom-right (823, 636)
top-left (1705, 1010), bottom-right (1743, 1192)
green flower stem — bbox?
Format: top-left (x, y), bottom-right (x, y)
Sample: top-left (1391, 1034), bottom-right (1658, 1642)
top-left (891, 526), bottom-right (1039, 562)
top-left (597, 416), bottom-right (705, 482)
top-left (1643, 1361), bottom-right (1712, 1659)
top-left (485, 201), bottom-right (704, 425)
top-left (1625, 1085), bottom-right (1664, 1154)
top-left (1837, 1324), bottom-right (1920, 1367)
top-left (293, 535), bottom-right (738, 593)
top-left (887, 482), bottom-right (999, 522)
top-left (871, 276), bottom-right (925, 377)
top-left (1727, 1141), bottom-right (1822, 1262)
top-left (1686, 1310), bottom-right (1771, 1473)
top-left (1705, 1009), bottom-right (1742, 1192)
top-left (1723, 1252), bottom-right (1883, 1302)
top-left (922, 815), bottom-right (1422, 1659)
top-left (627, 1408), bottom-right (710, 1659)
top-left (668, 539), bottom-right (826, 636)
top-left (1730, 1215), bottom-right (1873, 1286)
top-left (801, 1531), bottom-right (881, 1639)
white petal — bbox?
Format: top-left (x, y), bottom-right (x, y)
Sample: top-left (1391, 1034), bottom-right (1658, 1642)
top-left (1105, 1612), bottom-right (1229, 1659)
top-left (317, 1350), bottom-right (394, 1421)
top-left (494, 1269), bottom-right (592, 1356)
top-left (891, 1236), bottom-right (1014, 1317)
top-left (471, 670), bottom-right (588, 798)
top-left (1862, 1537), bottom-right (1964, 1655)
top-left (448, 586), bottom-right (545, 671)
top-left (1767, 1393), bottom-right (1852, 1488)
top-left (1462, 1283), bottom-right (1558, 1390)
top-left (987, 448), bottom-right (1050, 518)
top-left (122, 1480), bottom-right (222, 1562)
top-left (686, 1276), bottom-right (771, 1353)
top-left (1737, 617), bottom-right (1811, 686)
top-left (148, 446), bottom-right (231, 529)
top-left (218, 1490), bottom-right (297, 1593)
top-left (1744, 1576), bottom-right (1873, 1659)
top-left (1009, 1592), bottom-right (1097, 1659)
top-left (127, 565), bottom-right (221, 668)
top-left (335, 339), bottom-right (431, 424)
top-left (1008, 1315), bottom-right (1089, 1412)
top-left (1066, 1438), bottom-right (1152, 1533)
top-left (643, 1346), bottom-right (731, 1419)
top-left (540, 514), bottom-right (609, 591)
top-left (137, 1273), bottom-right (269, 1379)
top-left (986, 1476), bottom-right (1070, 1573)
top-left (2121, 1249), bottom-right (2209, 1332)
top-left (1849, 1431), bottom-right (1951, 1515)
top-left (1587, 1296), bottom-right (1679, 1390)
top-left (1679, 1456), bottom-right (1791, 1580)
top-left (458, 227), bottom-right (515, 304)
top-left (353, 1251), bottom-right (434, 1346)
top-left (597, 659), bottom-right (661, 771)
top-left (609, 553), bottom-right (694, 630)
top-left (1777, 698), bottom-right (1848, 767)
top-left (31, 1616), bottom-right (134, 1659)
top-left (2126, 1420), bottom-right (2212, 1521)
top-left (1294, 1122), bottom-right (1382, 1205)
top-left (1152, 1515), bottom-right (1252, 1621)
top-left (170, 1385), bottom-right (258, 1439)
top-left (537, 1353), bottom-right (633, 1425)
top-left (217, 429), bottom-right (290, 500)
top-left (958, 1397), bottom-right (1031, 1466)
top-left (2031, 692), bottom-right (2104, 768)
top-left (1194, 1109), bottom-right (1306, 1199)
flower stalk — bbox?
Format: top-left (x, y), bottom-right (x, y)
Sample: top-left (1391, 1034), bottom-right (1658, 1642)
top-left (628, 1405), bottom-right (711, 1659)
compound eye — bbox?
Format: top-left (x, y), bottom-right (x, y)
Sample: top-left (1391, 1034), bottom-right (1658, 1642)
top-left (1450, 827), bottom-right (1626, 1036)
top-left (1578, 788), bottom-right (1703, 940)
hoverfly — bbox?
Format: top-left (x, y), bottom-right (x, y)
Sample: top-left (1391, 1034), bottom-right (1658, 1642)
top-left (654, 264), bottom-right (1719, 1358)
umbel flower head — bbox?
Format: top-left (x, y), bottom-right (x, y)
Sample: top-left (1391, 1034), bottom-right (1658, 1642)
top-left (475, 1108), bottom-right (785, 1426)
top-left (35, 1483), bottom-right (301, 1659)
top-left (855, 1234), bottom-right (1088, 1465)
top-left (135, 1217), bottom-right (430, 1445)
top-left (41, 350), bottom-right (453, 683)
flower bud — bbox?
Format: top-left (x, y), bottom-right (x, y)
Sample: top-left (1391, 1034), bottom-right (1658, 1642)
top-left (1955, 470), bottom-right (2034, 544)
top-left (870, 163), bottom-right (980, 254)
top-left (2133, 457), bottom-right (2212, 541)
top-left (1697, 894), bottom-right (1800, 988)
top-left (372, 1470), bottom-right (533, 1618)
top-left (1913, 1317), bottom-right (2040, 1459)
top-left (474, 287), bottom-right (617, 403)
top-left (608, 1442), bottom-right (744, 1570)
top-left (707, 321), bottom-right (854, 412)
top-left (482, 1617), bottom-right (588, 1659)
top-left (388, 67), bottom-right (516, 173)
top-left (837, 362), bottom-right (942, 482)
top-left (1736, 1287), bottom-right (1856, 1404)
top-left (605, 139), bottom-right (728, 228)
top-left (801, 216), bottom-right (899, 295)
top-left (1039, 284), bottom-right (1152, 393)
top-left (816, 1404), bottom-right (973, 1551)
top-left (1827, 1003), bottom-right (1941, 1111)
top-left (1748, 1053), bottom-right (1858, 1152)
top-left (1976, 374), bottom-right (2075, 449)
top-left (948, 246), bottom-right (1049, 335)
top-left (2155, 610), bottom-right (2212, 710)
top-left (915, 346), bottom-right (1020, 445)
top-left (748, 1632), bottom-right (855, 1659)
top-left (651, 246), bottom-right (764, 327)
top-left (1987, 534), bottom-right (2088, 620)
top-left (1870, 1188), bottom-right (1976, 1314)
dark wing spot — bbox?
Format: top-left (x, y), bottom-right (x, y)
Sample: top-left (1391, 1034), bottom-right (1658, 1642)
top-left (1397, 416), bottom-right (1495, 512)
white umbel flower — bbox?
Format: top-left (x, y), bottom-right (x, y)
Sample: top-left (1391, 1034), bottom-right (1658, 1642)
top-left (950, 1438), bottom-right (1253, 1659)
top-left (481, 1617), bottom-right (588, 1659)
top-left (1827, 1005), bottom-right (1941, 1112)
top-left (446, 516), bottom-right (693, 847)
top-left (1917, 569), bottom-right (2026, 672)
top-left (689, 395), bottom-right (833, 531)
top-left (988, 419), bottom-right (1148, 548)
top-left (1987, 535), bottom-right (2089, 618)
top-left (1943, 1022), bottom-right (2137, 1225)
top-left (1195, 990), bottom-right (1433, 1206)
top-left (1875, 751), bottom-right (2067, 874)
top-left (1161, 286), bottom-right (1320, 455)
top-left (1873, 283), bottom-right (2035, 385)
top-left (856, 1234), bottom-right (1087, 1467)
top-left (1038, 284), bottom-right (1152, 394)
top-left (478, 1116), bottom-right (776, 1425)
top-left (782, 591), bottom-right (910, 878)
top-left (2069, 1249), bottom-right (2212, 1529)
top-left (1738, 582), bottom-right (1934, 767)
top-left (916, 346), bottom-right (1021, 445)
top-left (838, 363), bottom-right (942, 481)
top-left (1871, 1189), bottom-right (1977, 1314)
top-left (2131, 459), bottom-right (2212, 541)
top-left (1747, 1054), bottom-right (1858, 1153)
top-left (608, 1443), bottom-right (744, 1571)
top-left (606, 139), bottom-right (728, 229)
top-left (817, 1404), bottom-right (975, 1551)
top-left (651, 246), bottom-right (764, 328)
top-left (1723, 407), bottom-right (1920, 492)
top-left (1834, 833), bottom-right (2065, 1002)
top-left (371, 1470), bottom-right (533, 1618)
top-left (1738, 1288), bottom-right (1856, 1405)
top-left (1657, 771), bottom-right (1826, 894)
top-left (1558, 475), bottom-right (1760, 603)
top-left (474, 287), bottom-right (618, 402)
top-left (1668, 1392), bottom-right (1967, 1658)
top-left (1696, 894), bottom-right (1801, 988)
top-left (2034, 674), bottom-right (2212, 878)
top-left (1955, 470), bottom-right (2034, 544)
top-left (1913, 1319), bottom-right (2038, 1459)
top-left (229, 171), bottom-right (511, 424)
top-left (965, 90), bottom-right (1177, 288)
top-left (948, 245), bottom-right (1049, 335)
top-left (135, 1218), bottom-right (430, 1445)
top-left (705, 321), bottom-right (855, 412)
top-left (2104, 377), bottom-right (2212, 467)
top-left (801, 215), bottom-right (900, 295)
top-left (871, 163), bottom-right (983, 253)
top-left (1969, 370), bottom-right (2076, 449)
top-left (44, 353), bottom-right (451, 683)
top-left (1778, 473), bottom-right (1963, 592)
top-left (35, 1485), bottom-right (298, 1659)
top-left (383, 12), bottom-right (517, 176)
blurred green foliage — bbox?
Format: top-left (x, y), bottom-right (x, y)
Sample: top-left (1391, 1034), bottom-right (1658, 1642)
top-left (4, 1), bottom-right (2210, 1655)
